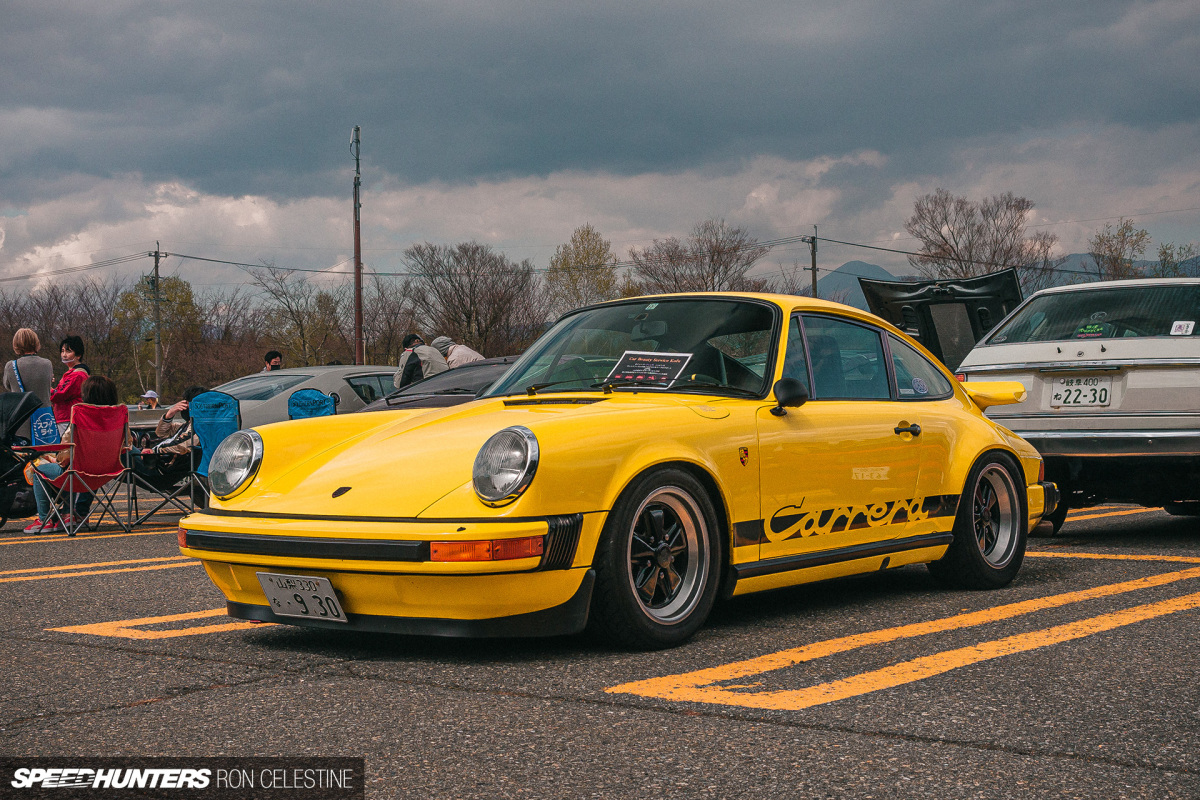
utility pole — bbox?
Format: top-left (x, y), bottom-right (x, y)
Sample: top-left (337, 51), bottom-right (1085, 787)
top-left (801, 226), bottom-right (819, 299)
top-left (151, 242), bottom-right (163, 396)
top-left (351, 126), bottom-right (364, 365)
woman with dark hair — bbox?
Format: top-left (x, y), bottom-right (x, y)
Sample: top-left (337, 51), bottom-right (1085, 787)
top-left (25, 375), bottom-right (127, 534)
top-left (50, 334), bottom-right (91, 437)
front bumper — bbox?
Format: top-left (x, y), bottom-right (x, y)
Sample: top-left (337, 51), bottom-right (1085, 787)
top-left (180, 510), bottom-right (606, 637)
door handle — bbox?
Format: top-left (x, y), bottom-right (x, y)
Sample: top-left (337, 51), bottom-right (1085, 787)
top-left (894, 423), bottom-right (921, 436)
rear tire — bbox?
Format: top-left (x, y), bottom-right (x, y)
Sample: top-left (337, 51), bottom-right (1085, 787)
top-left (590, 468), bottom-right (721, 650)
top-left (1036, 497), bottom-right (1069, 536)
top-left (929, 454), bottom-right (1027, 590)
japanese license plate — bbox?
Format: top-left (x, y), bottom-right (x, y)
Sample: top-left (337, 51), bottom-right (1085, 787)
top-left (1050, 376), bottom-right (1112, 408)
top-left (257, 572), bottom-right (347, 623)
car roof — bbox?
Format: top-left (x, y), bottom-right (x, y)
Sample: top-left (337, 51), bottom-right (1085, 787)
top-left (1031, 277), bottom-right (1200, 296)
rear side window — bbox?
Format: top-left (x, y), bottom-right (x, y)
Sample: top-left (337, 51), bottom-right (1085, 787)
top-left (889, 335), bottom-right (953, 400)
top-left (988, 285), bottom-right (1200, 343)
top-left (218, 373), bottom-right (312, 401)
top-left (802, 315), bottom-right (890, 400)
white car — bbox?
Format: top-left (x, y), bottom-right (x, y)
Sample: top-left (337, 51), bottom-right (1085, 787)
top-left (213, 365), bottom-right (397, 428)
top-left (956, 278), bottom-right (1200, 531)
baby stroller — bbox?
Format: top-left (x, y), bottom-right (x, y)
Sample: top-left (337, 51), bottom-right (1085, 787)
top-left (0, 392), bottom-right (44, 527)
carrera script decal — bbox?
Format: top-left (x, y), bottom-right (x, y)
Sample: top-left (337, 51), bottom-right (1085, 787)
top-left (767, 495), bottom-right (957, 543)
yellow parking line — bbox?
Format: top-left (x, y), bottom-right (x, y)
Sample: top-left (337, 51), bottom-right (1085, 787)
top-left (608, 565), bottom-right (1200, 705)
top-left (0, 560), bottom-right (200, 583)
top-left (625, 592), bottom-right (1200, 711)
top-left (0, 556), bottom-right (190, 576)
top-left (0, 528), bottom-right (176, 546)
top-left (1065, 508), bottom-right (1157, 522)
top-left (51, 609), bottom-right (272, 639)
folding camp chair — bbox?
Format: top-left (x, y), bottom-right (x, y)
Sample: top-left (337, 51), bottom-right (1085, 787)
top-left (287, 388), bottom-right (337, 420)
top-left (188, 390), bottom-right (241, 505)
top-left (24, 403), bottom-right (131, 536)
top-left (128, 442), bottom-right (196, 525)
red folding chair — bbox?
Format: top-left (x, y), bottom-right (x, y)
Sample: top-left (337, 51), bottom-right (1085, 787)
top-left (22, 404), bottom-right (131, 536)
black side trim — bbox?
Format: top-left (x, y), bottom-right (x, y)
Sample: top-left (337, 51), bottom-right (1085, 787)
top-left (731, 532), bottom-right (955, 580)
top-left (733, 519), bottom-right (767, 547)
top-left (540, 514), bottom-right (583, 570)
top-left (198, 508), bottom-right (604, 524)
top-left (228, 569), bottom-right (595, 638)
top-left (185, 530), bottom-right (430, 561)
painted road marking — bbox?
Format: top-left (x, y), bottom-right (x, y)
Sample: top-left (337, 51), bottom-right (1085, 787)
top-left (0, 557), bottom-right (200, 583)
top-left (612, 592), bottom-right (1200, 711)
top-left (1, 527), bottom-right (177, 546)
top-left (609, 553), bottom-right (1200, 709)
top-left (1066, 508), bottom-right (1158, 522)
top-left (51, 609), bottom-right (271, 639)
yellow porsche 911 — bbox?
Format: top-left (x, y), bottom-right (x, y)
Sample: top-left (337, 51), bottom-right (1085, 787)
top-left (180, 293), bottom-right (1057, 649)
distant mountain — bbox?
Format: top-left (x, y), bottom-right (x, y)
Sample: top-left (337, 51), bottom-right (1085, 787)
top-left (816, 261), bottom-right (896, 309)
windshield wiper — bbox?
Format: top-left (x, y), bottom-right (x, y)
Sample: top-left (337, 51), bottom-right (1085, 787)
top-left (591, 379), bottom-right (665, 394)
top-left (523, 379), bottom-right (596, 396)
top-left (670, 380), bottom-right (761, 397)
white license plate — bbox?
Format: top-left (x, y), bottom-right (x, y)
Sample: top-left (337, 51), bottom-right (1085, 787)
top-left (1050, 376), bottom-right (1112, 408)
top-left (257, 572), bottom-right (347, 623)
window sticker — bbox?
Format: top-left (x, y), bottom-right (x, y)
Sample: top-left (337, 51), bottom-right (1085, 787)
top-left (644, 303), bottom-right (659, 310)
top-left (1074, 323), bottom-right (1106, 338)
top-left (912, 377), bottom-right (928, 395)
top-left (1171, 321), bottom-right (1195, 336)
top-left (606, 351), bottom-right (693, 388)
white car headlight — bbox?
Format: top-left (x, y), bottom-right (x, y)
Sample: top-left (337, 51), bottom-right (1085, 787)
top-left (207, 430), bottom-right (264, 498)
top-left (473, 426), bottom-right (539, 506)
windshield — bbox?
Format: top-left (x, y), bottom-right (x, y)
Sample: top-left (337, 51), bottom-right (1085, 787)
top-left (216, 373), bottom-right (312, 401)
top-left (483, 298), bottom-right (778, 397)
top-left (986, 284), bottom-right (1200, 344)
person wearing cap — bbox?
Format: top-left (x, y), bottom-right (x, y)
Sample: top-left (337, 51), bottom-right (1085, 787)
top-left (138, 390), bottom-right (160, 410)
top-left (392, 333), bottom-right (449, 390)
top-left (431, 336), bottom-right (485, 369)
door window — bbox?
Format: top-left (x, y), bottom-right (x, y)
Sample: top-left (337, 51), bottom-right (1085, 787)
top-left (889, 335), bottom-right (953, 400)
top-left (801, 316), bottom-right (890, 400)
top-left (782, 317), bottom-right (810, 389)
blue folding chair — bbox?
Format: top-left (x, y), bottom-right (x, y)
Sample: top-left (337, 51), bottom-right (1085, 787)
top-left (188, 391), bottom-right (241, 504)
top-left (287, 388), bottom-right (337, 420)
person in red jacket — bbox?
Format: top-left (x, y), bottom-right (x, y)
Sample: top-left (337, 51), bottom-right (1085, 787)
top-left (50, 334), bottom-right (91, 437)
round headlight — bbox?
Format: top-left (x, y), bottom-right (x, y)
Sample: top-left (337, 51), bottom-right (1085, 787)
top-left (207, 430), bottom-right (263, 498)
top-left (473, 426), bottom-right (538, 506)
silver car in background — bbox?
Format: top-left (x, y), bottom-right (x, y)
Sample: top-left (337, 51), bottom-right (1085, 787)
top-left (956, 278), bottom-right (1200, 531)
top-left (214, 365), bottom-right (396, 428)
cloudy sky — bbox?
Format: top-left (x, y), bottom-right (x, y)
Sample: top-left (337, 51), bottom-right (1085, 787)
top-left (1, 0), bottom-right (1198, 291)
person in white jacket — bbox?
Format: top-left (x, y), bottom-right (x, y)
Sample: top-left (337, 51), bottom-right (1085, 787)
top-left (392, 334), bottom-right (450, 389)
top-left (431, 336), bottom-right (485, 368)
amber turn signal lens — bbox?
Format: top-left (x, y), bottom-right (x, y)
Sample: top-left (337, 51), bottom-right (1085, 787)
top-left (177, 527), bottom-right (187, 547)
top-left (1039, 460), bottom-right (1045, 482)
top-left (430, 536), bottom-right (545, 562)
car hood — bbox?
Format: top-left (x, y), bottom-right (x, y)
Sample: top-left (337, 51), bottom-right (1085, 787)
top-left (212, 393), bottom-right (729, 519)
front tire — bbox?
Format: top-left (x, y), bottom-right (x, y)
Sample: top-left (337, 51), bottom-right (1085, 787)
top-left (929, 454), bottom-right (1027, 590)
top-left (591, 469), bottom-right (721, 650)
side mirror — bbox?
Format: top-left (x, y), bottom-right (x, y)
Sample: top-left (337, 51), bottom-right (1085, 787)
top-left (770, 378), bottom-right (809, 416)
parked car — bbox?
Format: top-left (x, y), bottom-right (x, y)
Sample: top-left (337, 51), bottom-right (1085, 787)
top-left (180, 293), bottom-right (1055, 649)
top-left (213, 365), bottom-right (397, 428)
top-left (359, 356), bottom-right (518, 412)
top-left (956, 277), bottom-right (1200, 532)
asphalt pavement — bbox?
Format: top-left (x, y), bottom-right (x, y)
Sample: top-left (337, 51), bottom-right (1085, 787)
top-left (3, 501), bottom-right (1199, 799)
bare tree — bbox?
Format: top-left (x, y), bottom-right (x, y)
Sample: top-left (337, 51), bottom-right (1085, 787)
top-left (545, 224), bottom-right (619, 314)
top-left (247, 263), bottom-right (352, 366)
top-left (905, 189), bottom-right (1067, 294)
top-left (628, 219), bottom-right (772, 293)
top-left (1088, 218), bottom-right (1151, 280)
top-left (404, 242), bottom-right (550, 356)
top-left (362, 274), bottom-right (418, 365)
top-left (1149, 241), bottom-right (1199, 278)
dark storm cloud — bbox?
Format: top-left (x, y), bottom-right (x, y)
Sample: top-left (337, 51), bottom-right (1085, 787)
top-left (1, 0), bottom-right (1196, 203)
